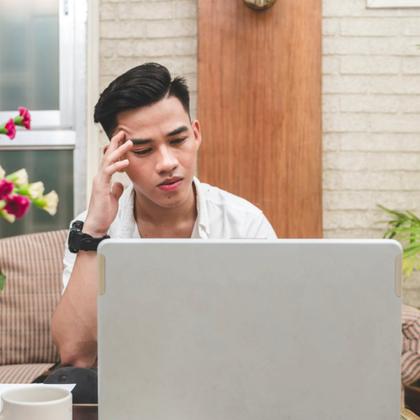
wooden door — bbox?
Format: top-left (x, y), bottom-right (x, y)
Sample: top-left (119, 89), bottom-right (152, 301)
top-left (197, 0), bottom-right (322, 238)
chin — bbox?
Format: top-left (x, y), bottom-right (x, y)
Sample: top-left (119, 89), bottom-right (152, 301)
top-left (154, 194), bottom-right (188, 208)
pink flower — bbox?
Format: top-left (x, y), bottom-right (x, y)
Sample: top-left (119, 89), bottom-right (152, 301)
top-left (0, 179), bottom-right (14, 200)
top-left (18, 107), bottom-right (31, 130)
top-left (4, 119), bottom-right (16, 139)
top-left (4, 194), bottom-right (30, 219)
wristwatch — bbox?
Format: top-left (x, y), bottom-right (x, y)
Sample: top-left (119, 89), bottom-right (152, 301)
top-left (68, 220), bottom-right (110, 253)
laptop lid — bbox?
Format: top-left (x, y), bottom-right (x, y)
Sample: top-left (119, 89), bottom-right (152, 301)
top-left (97, 239), bottom-right (402, 420)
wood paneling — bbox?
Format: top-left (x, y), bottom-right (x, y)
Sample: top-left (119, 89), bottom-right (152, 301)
top-left (197, 0), bottom-right (322, 238)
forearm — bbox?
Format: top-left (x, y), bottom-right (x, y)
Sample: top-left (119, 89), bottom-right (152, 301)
top-left (51, 251), bottom-right (99, 367)
top-left (52, 132), bottom-right (131, 367)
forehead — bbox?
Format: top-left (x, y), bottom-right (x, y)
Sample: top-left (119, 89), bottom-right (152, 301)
top-left (116, 96), bottom-right (190, 137)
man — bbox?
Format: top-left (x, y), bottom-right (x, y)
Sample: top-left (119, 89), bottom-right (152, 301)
top-left (51, 62), bottom-right (276, 368)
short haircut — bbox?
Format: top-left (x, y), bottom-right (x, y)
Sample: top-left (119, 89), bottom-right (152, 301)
top-left (94, 62), bottom-right (190, 138)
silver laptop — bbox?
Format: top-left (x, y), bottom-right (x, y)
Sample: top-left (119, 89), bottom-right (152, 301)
top-left (97, 239), bottom-right (402, 420)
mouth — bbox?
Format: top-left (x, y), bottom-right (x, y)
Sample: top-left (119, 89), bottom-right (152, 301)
top-left (158, 177), bottom-right (183, 191)
top-left (158, 177), bottom-right (183, 186)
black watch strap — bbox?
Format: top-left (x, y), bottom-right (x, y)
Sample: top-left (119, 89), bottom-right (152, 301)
top-left (68, 220), bottom-right (110, 253)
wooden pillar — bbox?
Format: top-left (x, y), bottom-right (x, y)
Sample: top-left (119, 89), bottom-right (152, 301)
top-left (197, 0), bottom-right (322, 238)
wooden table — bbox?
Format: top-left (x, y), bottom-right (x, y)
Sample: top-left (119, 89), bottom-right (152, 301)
top-left (73, 404), bottom-right (98, 420)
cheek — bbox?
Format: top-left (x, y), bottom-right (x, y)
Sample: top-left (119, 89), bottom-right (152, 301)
top-left (180, 144), bottom-right (198, 167)
top-left (126, 157), bottom-right (148, 179)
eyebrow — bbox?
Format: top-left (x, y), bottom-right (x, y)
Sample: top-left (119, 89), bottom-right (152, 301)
top-left (130, 125), bottom-right (189, 145)
top-left (167, 125), bottom-right (189, 136)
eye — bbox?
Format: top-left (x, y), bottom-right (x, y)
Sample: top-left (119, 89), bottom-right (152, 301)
top-left (132, 148), bottom-right (152, 156)
top-left (170, 137), bottom-right (187, 146)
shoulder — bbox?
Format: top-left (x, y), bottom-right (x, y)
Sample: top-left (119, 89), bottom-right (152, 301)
top-left (198, 181), bottom-right (263, 216)
top-left (195, 178), bottom-right (277, 239)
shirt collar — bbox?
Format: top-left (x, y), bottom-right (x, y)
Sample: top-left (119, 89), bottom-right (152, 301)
top-left (193, 177), bottom-right (210, 238)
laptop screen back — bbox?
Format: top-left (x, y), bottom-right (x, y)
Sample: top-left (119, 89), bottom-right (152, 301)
top-left (98, 239), bottom-right (401, 420)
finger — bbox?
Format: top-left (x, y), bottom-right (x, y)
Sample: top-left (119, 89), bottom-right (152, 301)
top-left (106, 139), bottom-right (133, 165)
top-left (107, 131), bottom-right (126, 154)
top-left (103, 159), bottom-right (129, 177)
top-left (111, 182), bottom-right (124, 200)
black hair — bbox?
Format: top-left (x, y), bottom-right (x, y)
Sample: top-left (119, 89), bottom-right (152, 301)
top-left (93, 62), bottom-right (190, 138)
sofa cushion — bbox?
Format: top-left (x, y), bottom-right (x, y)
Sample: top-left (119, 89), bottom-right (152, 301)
top-left (0, 363), bottom-right (56, 383)
top-left (0, 230), bottom-right (67, 366)
top-left (402, 304), bottom-right (420, 386)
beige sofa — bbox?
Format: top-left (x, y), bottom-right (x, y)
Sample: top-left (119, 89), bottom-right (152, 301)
top-left (0, 229), bottom-right (67, 383)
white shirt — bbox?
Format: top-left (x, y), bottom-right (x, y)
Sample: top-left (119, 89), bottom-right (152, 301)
top-left (62, 177), bottom-right (277, 289)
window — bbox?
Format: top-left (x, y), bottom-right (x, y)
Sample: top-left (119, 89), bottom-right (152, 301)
top-left (0, 0), bottom-right (87, 237)
top-left (0, 0), bottom-right (76, 144)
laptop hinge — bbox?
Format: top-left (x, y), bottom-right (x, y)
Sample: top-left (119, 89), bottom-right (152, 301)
top-left (395, 254), bottom-right (402, 298)
top-left (98, 254), bottom-right (106, 295)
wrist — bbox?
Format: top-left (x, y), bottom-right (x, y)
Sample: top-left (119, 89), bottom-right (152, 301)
top-left (68, 220), bottom-right (110, 254)
top-left (83, 220), bottom-right (109, 237)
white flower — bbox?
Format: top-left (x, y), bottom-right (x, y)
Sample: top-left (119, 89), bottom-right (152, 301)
top-left (28, 182), bottom-right (45, 199)
top-left (41, 190), bottom-right (59, 215)
top-left (0, 166), bottom-right (4, 179)
top-left (0, 209), bottom-right (15, 223)
top-left (6, 169), bottom-right (28, 186)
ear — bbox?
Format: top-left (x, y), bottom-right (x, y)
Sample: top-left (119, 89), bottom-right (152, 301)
top-left (191, 120), bottom-right (202, 150)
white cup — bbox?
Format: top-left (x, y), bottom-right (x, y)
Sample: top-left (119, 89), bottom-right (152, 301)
top-left (0, 385), bottom-right (72, 420)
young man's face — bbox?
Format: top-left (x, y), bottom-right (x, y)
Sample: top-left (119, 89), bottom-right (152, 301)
top-left (115, 96), bottom-right (201, 209)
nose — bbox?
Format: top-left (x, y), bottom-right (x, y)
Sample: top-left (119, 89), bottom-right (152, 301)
top-left (155, 145), bottom-right (178, 174)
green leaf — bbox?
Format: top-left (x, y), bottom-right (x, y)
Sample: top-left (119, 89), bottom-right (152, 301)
top-left (379, 204), bottom-right (420, 279)
top-left (378, 205), bottom-right (409, 220)
top-left (403, 244), bottom-right (420, 258)
top-left (407, 210), bottom-right (420, 222)
top-left (0, 270), bottom-right (5, 291)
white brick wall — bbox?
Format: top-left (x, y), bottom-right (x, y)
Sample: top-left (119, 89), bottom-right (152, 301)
top-left (323, 0), bottom-right (420, 243)
top-left (97, 0), bottom-right (420, 234)
top-left (98, 0), bottom-right (197, 126)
